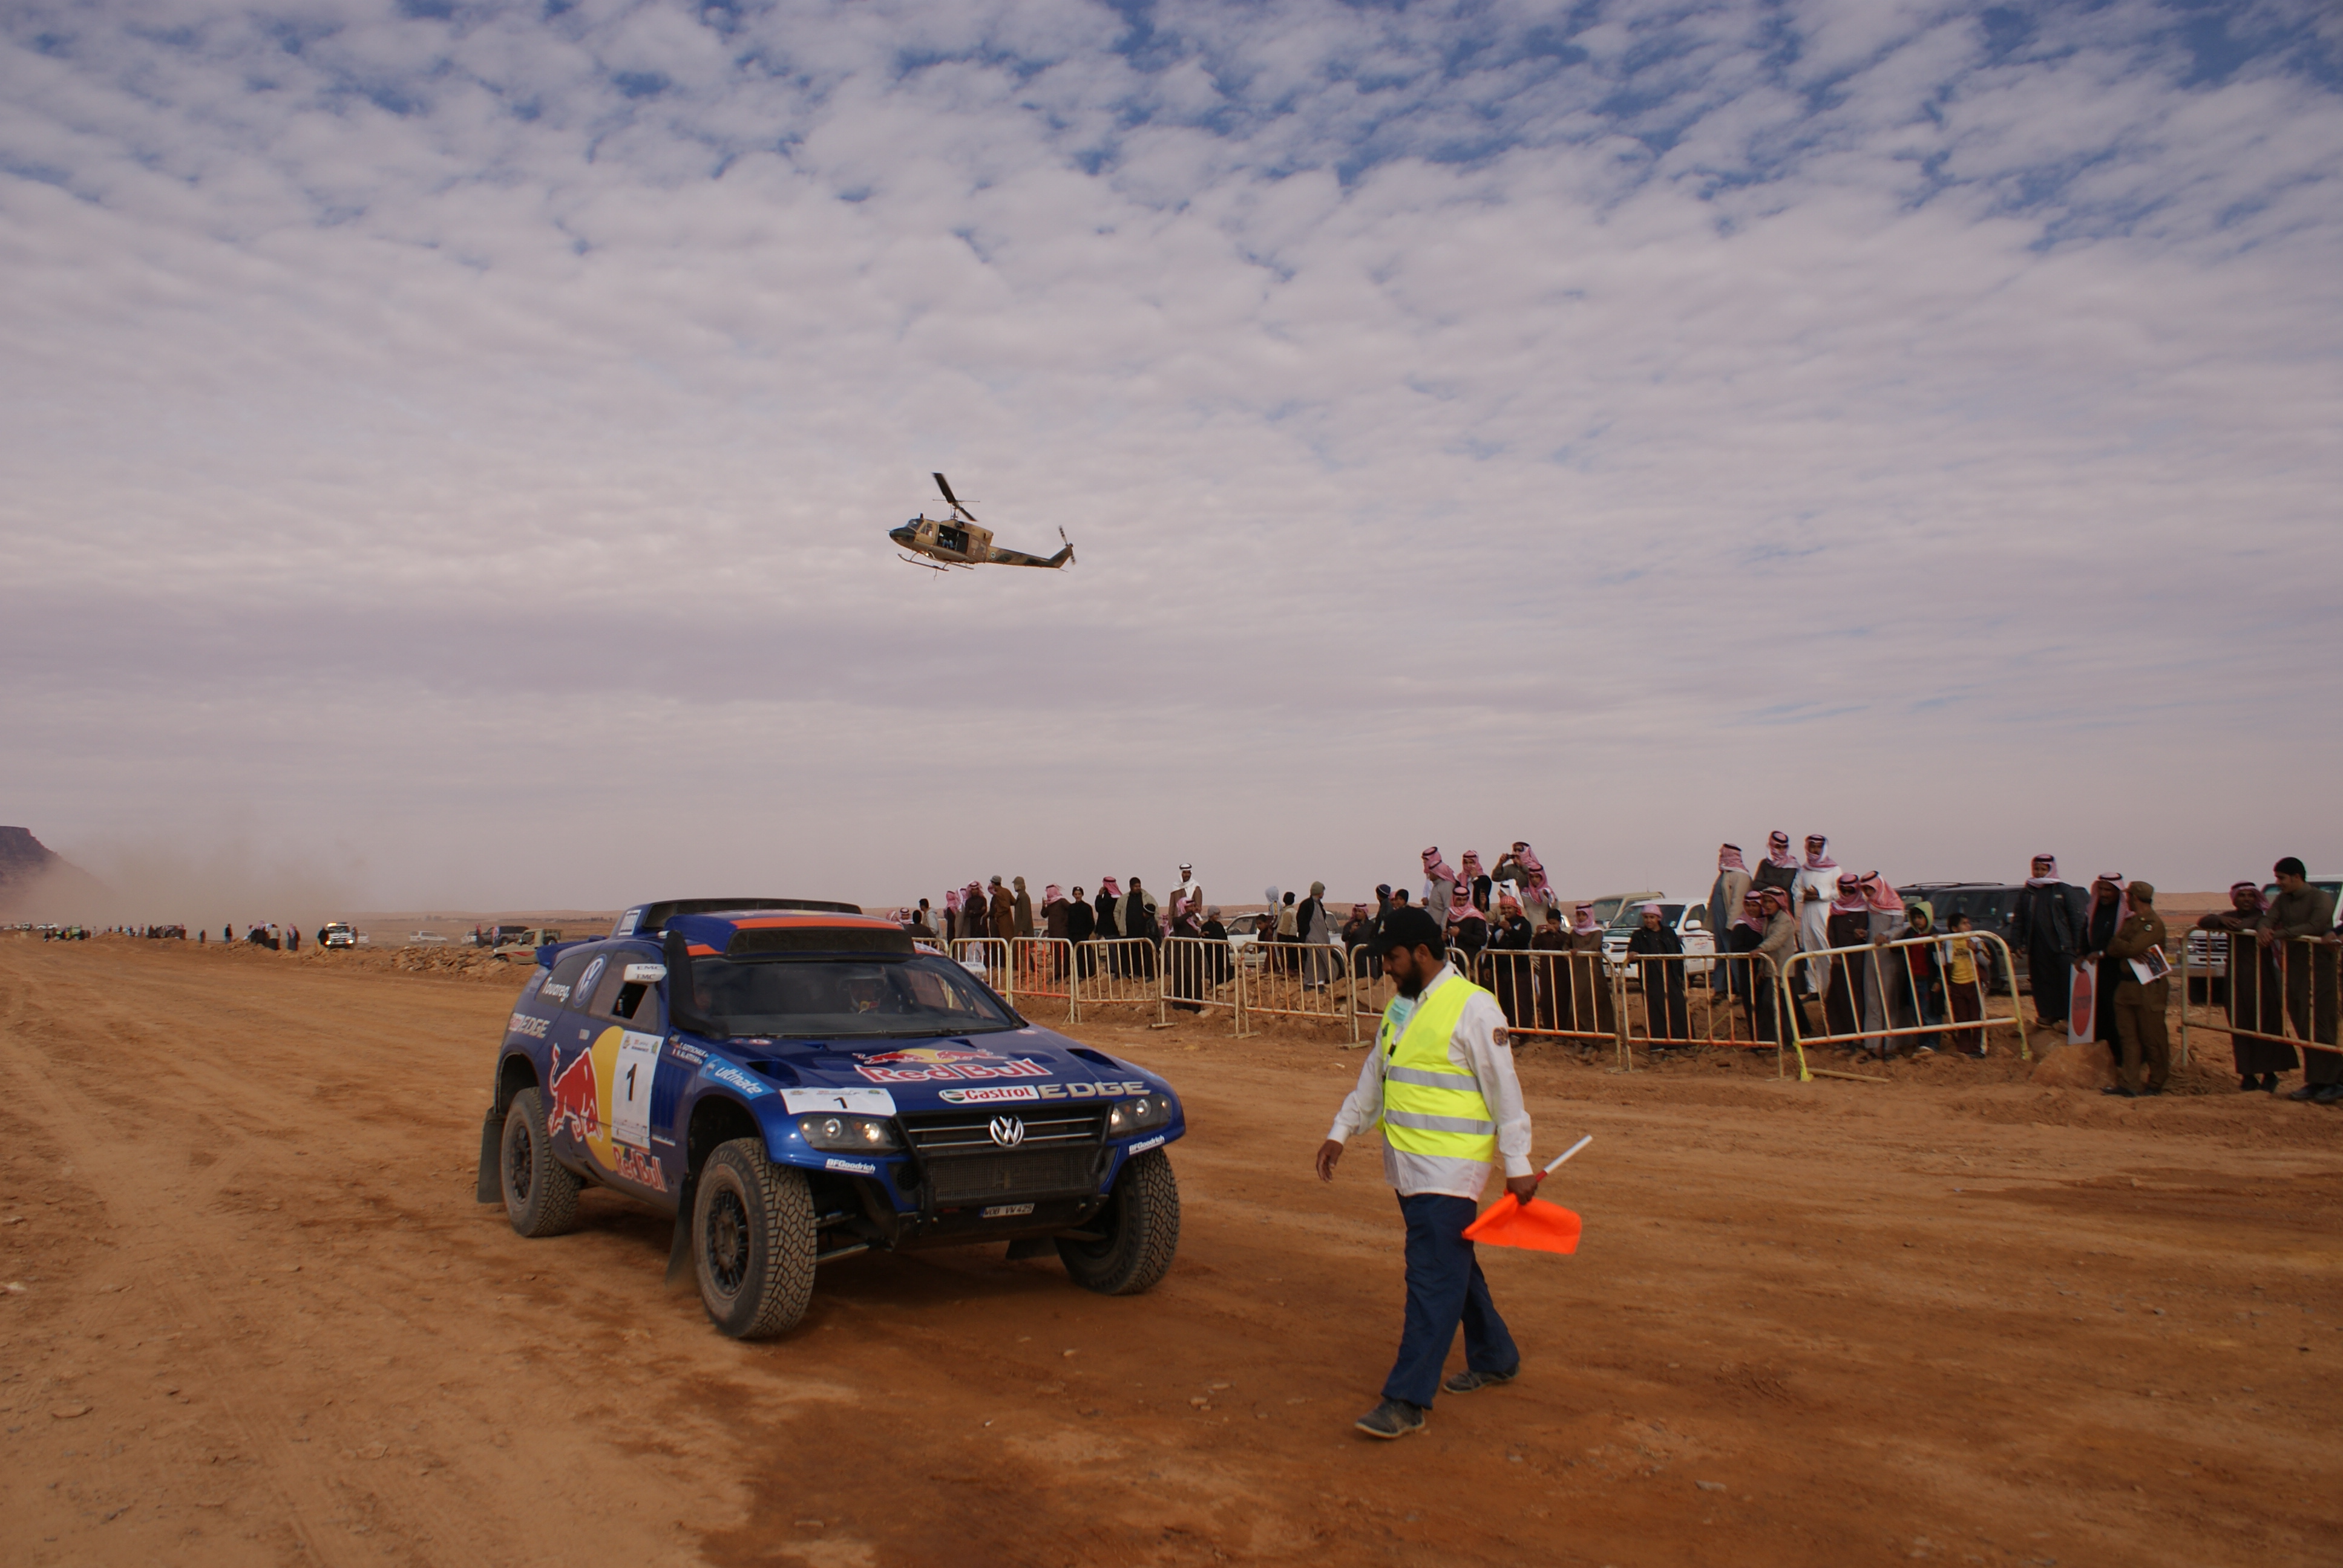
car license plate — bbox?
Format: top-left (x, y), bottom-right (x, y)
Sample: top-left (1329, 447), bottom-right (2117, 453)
top-left (981, 1203), bottom-right (1036, 1219)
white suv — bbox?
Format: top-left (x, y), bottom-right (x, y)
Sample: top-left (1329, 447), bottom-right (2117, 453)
top-left (1600, 901), bottom-right (1717, 979)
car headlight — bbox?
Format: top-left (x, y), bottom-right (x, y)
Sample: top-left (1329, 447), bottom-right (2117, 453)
top-left (1106, 1094), bottom-right (1174, 1137)
top-left (795, 1114), bottom-right (902, 1153)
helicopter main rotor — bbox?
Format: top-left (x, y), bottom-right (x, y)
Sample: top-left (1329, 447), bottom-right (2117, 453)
top-left (932, 472), bottom-right (977, 523)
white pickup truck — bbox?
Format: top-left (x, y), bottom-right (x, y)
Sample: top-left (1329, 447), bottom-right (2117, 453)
top-left (1599, 899), bottom-right (1717, 979)
top-left (2184, 876), bottom-right (2341, 982)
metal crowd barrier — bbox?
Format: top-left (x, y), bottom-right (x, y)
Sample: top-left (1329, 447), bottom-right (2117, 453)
top-left (1160, 935), bottom-right (1242, 1028)
top-left (1250, 933), bottom-right (1309, 982)
top-left (1780, 932), bottom-right (2025, 1071)
top-left (1240, 940), bottom-right (1356, 1040)
top-left (1447, 947), bottom-right (1631, 1068)
top-left (1347, 941), bottom-right (1388, 1020)
top-left (1020, 920), bottom-right (2046, 1083)
top-left (1608, 950), bottom-right (1794, 1075)
top-left (2180, 932), bottom-right (2342, 1070)
top-left (1006, 936), bottom-right (1075, 1020)
top-left (2177, 932), bottom-right (2228, 1068)
top-left (1076, 938), bottom-right (1164, 1021)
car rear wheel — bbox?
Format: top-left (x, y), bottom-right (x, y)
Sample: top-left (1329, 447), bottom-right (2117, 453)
top-left (1058, 1149), bottom-right (1179, 1296)
top-left (501, 1087), bottom-right (580, 1238)
top-left (693, 1138), bottom-right (816, 1339)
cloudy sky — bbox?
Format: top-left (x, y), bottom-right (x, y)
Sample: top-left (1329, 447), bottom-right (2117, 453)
top-left (4, 0), bottom-right (2339, 917)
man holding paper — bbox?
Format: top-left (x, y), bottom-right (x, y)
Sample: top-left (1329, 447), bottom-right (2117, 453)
top-left (2103, 881), bottom-right (2173, 1099)
top-left (1316, 906), bottom-right (1536, 1440)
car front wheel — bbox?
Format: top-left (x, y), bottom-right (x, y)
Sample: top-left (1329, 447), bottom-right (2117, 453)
top-left (1058, 1149), bottom-right (1180, 1296)
top-left (693, 1138), bottom-right (816, 1339)
top-left (501, 1087), bottom-right (581, 1238)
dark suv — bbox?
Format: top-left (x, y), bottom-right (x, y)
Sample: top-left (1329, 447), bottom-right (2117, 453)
top-left (1895, 883), bottom-right (2027, 993)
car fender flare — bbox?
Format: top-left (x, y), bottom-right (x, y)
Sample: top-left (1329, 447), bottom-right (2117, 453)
top-left (665, 1088), bottom-right (768, 1284)
top-left (477, 1048), bottom-right (543, 1203)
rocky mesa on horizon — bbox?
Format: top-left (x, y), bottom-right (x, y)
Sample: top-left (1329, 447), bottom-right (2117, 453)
top-left (0, 826), bottom-right (107, 916)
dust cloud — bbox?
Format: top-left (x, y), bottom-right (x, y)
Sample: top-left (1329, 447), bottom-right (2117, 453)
top-left (7, 835), bottom-right (366, 929)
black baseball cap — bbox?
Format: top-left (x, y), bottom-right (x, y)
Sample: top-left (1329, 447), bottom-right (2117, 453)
top-left (1368, 906), bottom-right (1445, 957)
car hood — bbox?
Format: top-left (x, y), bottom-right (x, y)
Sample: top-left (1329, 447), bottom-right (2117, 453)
top-left (707, 1025), bottom-right (1172, 1111)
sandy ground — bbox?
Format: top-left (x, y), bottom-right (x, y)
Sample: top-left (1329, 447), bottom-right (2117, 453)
top-left (1, 936), bottom-right (2337, 1568)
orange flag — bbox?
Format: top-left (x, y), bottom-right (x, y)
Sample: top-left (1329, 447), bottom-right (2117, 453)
top-left (1463, 1194), bottom-right (1582, 1254)
top-left (1463, 1134), bottom-right (1591, 1255)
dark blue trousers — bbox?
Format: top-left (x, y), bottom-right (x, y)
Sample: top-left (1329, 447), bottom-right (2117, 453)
top-left (1382, 1192), bottom-right (1519, 1408)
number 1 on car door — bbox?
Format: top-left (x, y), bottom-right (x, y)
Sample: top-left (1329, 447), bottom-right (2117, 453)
top-left (613, 1030), bottom-right (661, 1150)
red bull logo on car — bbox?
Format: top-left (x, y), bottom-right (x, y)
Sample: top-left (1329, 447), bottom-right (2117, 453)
top-left (857, 1047), bottom-right (1004, 1067)
top-left (614, 1143), bottom-right (667, 1192)
top-left (853, 1045), bottom-right (1051, 1085)
top-left (548, 1045), bottom-right (600, 1141)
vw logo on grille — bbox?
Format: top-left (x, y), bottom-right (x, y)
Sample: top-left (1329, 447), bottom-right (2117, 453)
top-left (988, 1116), bottom-right (1026, 1149)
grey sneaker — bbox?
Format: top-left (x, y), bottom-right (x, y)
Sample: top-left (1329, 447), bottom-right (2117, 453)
top-left (1441, 1366), bottom-right (1519, 1394)
top-left (1353, 1399), bottom-right (1426, 1439)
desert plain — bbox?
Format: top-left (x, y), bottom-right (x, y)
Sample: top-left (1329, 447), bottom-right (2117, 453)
top-left (0, 932), bottom-right (2336, 1567)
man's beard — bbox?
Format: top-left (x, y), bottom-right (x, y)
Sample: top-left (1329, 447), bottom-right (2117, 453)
top-left (1395, 969), bottom-right (1426, 999)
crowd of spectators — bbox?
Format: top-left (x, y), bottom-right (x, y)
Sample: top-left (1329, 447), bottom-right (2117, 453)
top-left (901, 842), bottom-right (2341, 1104)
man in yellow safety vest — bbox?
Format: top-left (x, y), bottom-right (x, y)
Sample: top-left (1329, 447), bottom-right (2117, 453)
top-left (1316, 906), bottom-right (1536, 1439)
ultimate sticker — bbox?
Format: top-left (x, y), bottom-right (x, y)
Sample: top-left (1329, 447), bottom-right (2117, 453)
top-left (701, 1060), bottom-right (772, 1099)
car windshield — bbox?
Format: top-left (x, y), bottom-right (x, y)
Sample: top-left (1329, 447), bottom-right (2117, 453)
top-left (1607, 904), bottom-right (1682, 932)
top-left (686, 954), bottom-right (1020, 1039)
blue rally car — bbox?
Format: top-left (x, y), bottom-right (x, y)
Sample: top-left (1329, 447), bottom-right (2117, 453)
top-left (473, 898), bottom-right (1185, 1338)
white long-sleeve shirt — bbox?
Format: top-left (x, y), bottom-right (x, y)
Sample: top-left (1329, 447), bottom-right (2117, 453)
top-left (1325, 965), bottom-right (1534, 1200)
top-left (1795, 866), bottom-right (1838, 955)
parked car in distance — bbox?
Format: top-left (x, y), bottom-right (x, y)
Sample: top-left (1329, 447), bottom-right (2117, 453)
top-left (1599, 901), bottom-right (1715, 979)
top-left (1586, 892), bottom-right (1664, 929)
top-left (1898, 883), bottom-right (2028, 993)
top-left (1222, 912), bottom-right (1273, 968)
top-left (408, 931), bottom-right (450, 946)
top-left (321, 922), bottom-right (359, 949)
top-left (2183, 877), bottom-right (2341, 993)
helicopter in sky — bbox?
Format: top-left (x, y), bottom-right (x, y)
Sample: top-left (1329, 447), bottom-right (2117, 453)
top-left (890, 474), bottom-right (1073, 572)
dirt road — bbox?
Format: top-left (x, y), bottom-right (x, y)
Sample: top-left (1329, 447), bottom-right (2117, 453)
top-left (1, 936), bottom-right (2337, 1567)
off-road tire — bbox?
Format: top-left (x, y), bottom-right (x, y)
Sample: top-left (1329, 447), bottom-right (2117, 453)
top-left (502, 1088), bottom-right (581, 1238)
top-left (1058, 1149), bottom-right (1180, 1295)
top-left (693, 1138), bottom-right (816, 1339)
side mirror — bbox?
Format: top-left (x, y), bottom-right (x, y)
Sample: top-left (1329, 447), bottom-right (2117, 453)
top-left (624, 962), bottom-right (667, 983)
top-left (662, 930), bottom-right (719, 1037)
